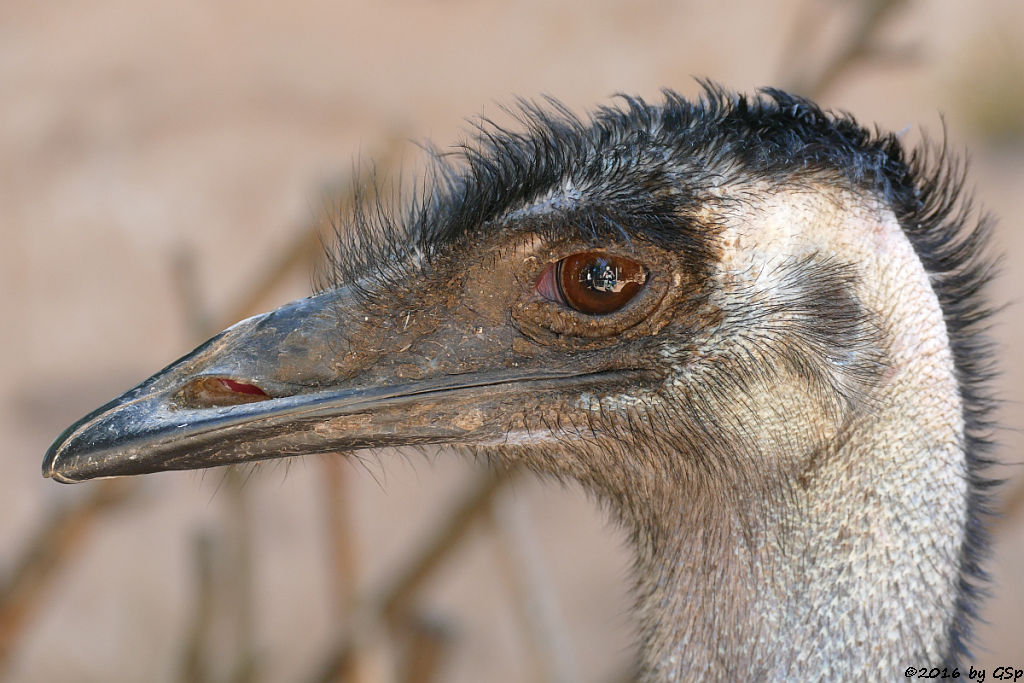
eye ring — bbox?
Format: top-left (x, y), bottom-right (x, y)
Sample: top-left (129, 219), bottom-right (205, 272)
top-left (537, 251), bottom-right (647, 315)
top-left (514, 245), bottom-right (678, 343)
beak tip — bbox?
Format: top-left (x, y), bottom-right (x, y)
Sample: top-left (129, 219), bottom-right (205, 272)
top-left (43, 428), bottom-right (93, 484)
top-left (42, 444), bottom-right (73, 483)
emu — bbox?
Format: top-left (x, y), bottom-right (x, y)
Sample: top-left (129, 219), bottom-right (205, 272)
top-left (44, 87), bottom-right (995, 680)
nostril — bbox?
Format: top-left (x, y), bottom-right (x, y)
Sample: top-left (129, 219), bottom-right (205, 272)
top-left (218, 378), bottom-right (268, 396)
top-left (174, 377), bottom-right (271, 408)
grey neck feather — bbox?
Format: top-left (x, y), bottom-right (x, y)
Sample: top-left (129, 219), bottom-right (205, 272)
top-left (609, 187), bottom-right (967, 680)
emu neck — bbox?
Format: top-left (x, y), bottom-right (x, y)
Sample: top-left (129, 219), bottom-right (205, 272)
top-left (632, 191), bottom-right (968, 680)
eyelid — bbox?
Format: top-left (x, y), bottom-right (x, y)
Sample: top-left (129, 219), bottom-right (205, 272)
top-left (536, 261), bottom-right (564, 304)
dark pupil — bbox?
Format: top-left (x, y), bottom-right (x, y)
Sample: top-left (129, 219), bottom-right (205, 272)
top-left (579, 258), bottom-right (620, 293)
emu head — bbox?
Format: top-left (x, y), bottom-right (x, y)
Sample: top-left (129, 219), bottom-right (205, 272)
top-left (44, 87), bottom-right (992, 677)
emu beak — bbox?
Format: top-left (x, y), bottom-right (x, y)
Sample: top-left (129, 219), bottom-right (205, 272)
top-left (43, 290), bottom-right (609, 483)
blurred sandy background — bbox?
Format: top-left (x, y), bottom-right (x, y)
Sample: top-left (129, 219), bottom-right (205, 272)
top-left (2, 1), bottom-right (1022, 681)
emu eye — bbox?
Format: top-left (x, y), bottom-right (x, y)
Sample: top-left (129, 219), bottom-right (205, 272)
top-left (537, 252), bottom-right (647, 315)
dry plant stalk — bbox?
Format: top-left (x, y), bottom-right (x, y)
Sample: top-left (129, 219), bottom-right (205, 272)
top-left (487, 493), bottom-right (579, 683)
top-left (779, 0), bottom-right (916, 98)
top-left (0, 479), bottom-right (133, 674)
top-left (304, 467), bottom-right (515, 683)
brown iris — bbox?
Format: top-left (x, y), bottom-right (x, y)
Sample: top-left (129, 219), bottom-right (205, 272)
top-left (537, 252), bottom-right (647, 315)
